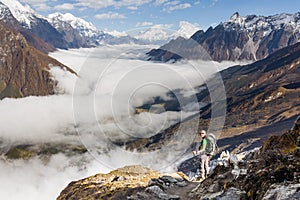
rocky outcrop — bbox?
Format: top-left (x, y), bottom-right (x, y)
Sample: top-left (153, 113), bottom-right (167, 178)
top-left (0, 22), bottom-right (75, 99)
top-left (57, 165), bottom-right (200, 200)
top-left (147, 12), bottom-right (300, 62)
top-left (57, 165), bottom-right (161, 200)
top-left (190, 117), bottom-right (300, 199)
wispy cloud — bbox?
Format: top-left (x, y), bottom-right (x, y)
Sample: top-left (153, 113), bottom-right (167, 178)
top-left (160, 1), bottom-right (192, 12)
top-left (128, 6), bottom-right (138, 10)
top-left (136, 21), bottom-right (154, 27)
top-left (194, 1), bottom-right (201, 5)
top-left (54, 3), bottom-right (75, 11)
top-left (95, 12), bottom-right (126, 20)
top-left (164, 1), bottom-right (180, 6)
top-left (76, 0), bottom-right (151, 9)
top-left (170, 3), bottom-right (191, 11)
top-left (154, 0), bottom-right (169, 6)
top-left (20, 0), bottom-right (52, 11)
top-left (210, 0), bottom-right (219, 7)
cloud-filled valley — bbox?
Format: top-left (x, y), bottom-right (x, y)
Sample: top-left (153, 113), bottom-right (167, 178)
top-left (0, 45), bottom-right (242, 199)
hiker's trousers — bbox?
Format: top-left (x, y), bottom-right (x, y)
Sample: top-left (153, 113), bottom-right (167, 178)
top-left (200, 154), bottom-right (210, 178)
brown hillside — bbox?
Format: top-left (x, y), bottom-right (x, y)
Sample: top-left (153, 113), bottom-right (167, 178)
top-left (0, 22), bottom-right (75, 99)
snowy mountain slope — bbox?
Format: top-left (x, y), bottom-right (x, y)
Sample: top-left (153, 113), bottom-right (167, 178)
top-left (226, 12), bottom-right (300, 34)
top-left (135, 25), bottom-right (172, 44)
top-left (47, 12), bottom-right (100, 39)
top-left (47, 12), bottom-right (143, 45)
top-left (0, 0), bottom-right (41, 28)
top-left (0, 2), bottom-right (18, 23)
top-left (148, 12), bottom-right (300, 62)
top-left (0, 0), bottom-right (73, 49)
top-left (173, 21), bottom-right (200, 38)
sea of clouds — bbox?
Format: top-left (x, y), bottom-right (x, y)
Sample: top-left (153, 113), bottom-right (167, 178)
top-left (0, 44), bottom-right (244, 199)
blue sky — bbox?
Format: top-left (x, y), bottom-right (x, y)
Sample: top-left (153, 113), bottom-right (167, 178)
top-left (20, 0), bottom-right (300, 32)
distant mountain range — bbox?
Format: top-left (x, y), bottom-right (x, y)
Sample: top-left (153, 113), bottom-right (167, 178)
top-left (1, 0), bottom-right (300, 101)
top-left (5, 0), bottom-right (300, 62)
top-left (0, 0), bottom-right (201, 50)
top-left (147, 12), bottom-right (300, 62)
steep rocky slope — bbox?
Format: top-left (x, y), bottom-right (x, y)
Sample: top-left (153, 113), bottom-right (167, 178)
top-left (57, 118), bottom-right (300, 200)
top-left (126, 41), bottom-right (300, 154)
top-left (148, 12), bottom-right (300, 62)
top-left (0, 22), bottom-right (75, 99)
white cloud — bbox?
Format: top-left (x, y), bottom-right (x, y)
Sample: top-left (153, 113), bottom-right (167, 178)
top-left (128, 6), bottom-right (138, 10)
top-left (194, 1), bottom-right (201, 5)
top-left (76, 0), bottom-right (151, 9)
top-left (154, 0), bottom-right (169, 6)
top-left (160, 1), bottom-right (192, 12)
top-left (210, 0), bottom-right (219, 7)
top-left (19, 0), bottom-right (55, 11)
top-left (164, 1), bottom-right (180, 6)
top-left (167, 3), bottom-right (191, 12)
top-left (136, 21), bottom-right (154, 27)
top-left (95, 12), bottom-right (126, 20)
top-left (54, 3), bottom-right (75, 11)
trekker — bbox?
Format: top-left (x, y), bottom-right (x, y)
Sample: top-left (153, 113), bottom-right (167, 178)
top-left (193, 130), bottom-right (210, 181)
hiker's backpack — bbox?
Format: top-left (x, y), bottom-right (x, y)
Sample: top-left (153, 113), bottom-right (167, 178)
top-left (205, 133), bottom-right (218, 156)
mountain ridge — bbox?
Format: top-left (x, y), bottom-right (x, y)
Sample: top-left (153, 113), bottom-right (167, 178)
top-left (147, 12), bottom-right (300, 62)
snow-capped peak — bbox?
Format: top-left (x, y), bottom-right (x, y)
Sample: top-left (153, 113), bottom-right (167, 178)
top-left (47, 12), bottom-right (100, 38)
top-left (224, 12), bottom-right (300, 34)
top-left (134, 21), bottom-right (200, 44)
top-left (0, 0), bottom-right (40, 28)
top-left (174, 21), bottom-right (200, 38)
top-left (135, 24), bottom-right (172, 43)
top-left (229, 12), bottom-right (245, 24)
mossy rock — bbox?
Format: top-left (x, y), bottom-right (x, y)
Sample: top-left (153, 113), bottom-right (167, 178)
top-left (0, 80), bottom-right (6, 94)
top-left (39, 146), bottom-right (60, 155)
top-left (39, 144), bottom-right (87, 156)
top-left (6, 146), bottom-right (35, 159)
top-left (0, 83), bottom-right (23, 99)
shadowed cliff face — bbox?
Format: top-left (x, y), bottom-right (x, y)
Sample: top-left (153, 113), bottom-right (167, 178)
top-left (0, 22), bottom-right (75, 99)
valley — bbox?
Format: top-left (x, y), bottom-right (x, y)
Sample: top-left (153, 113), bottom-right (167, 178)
top-left (0, 0), bottom-right (299, 199)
